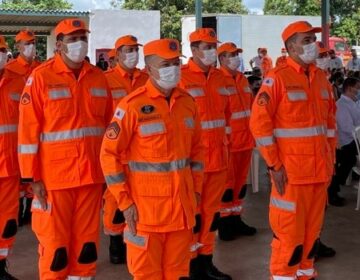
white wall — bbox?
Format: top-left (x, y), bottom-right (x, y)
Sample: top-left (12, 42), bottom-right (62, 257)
top-left (88, 9), bottom-right (160, 68)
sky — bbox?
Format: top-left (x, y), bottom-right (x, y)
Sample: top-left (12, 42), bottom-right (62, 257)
top-left (70, 0), bottom-right (265, 14)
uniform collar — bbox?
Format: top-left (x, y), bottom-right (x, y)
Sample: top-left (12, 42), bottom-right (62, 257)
top-left (287, 56), bottom-right (317, 74)
top-left (115, 64), bottom-right (141, 79)
top-left (17, 55), bottom-right (31, 67)
top-left (219, 66), bottom-right (232, 77)
top-left (53, 53), bottom-right (92, 76)
top-left (188, 58), bottom-right (216, 73)
top-left (145, 79), bottom-right (182, 100)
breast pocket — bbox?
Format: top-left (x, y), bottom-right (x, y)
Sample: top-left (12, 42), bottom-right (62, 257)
top-left (282, 90), bottom-right (309, 122)
top-left (137, 121), bottom-right (168, 158)
top-left (284, 142), bottom-right (316, 179)
top-left (47, 88), bottom-right (74, 119)
top-left (182, 117), bottom-right (195, 154)
top-left (90, 88), bottom-right (108, 118)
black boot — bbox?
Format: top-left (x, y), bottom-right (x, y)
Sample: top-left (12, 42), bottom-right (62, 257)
top-left (189, 257), bottom-right (202, 280)
top-left (17, 198), bottom-right (24, 227)
top-left (218, 216), bottom-right (235, 241)
top-left (22, 198), bottom-right (33, 225)
top-left (315, 241), bottom-right (336, 261)
top-left (109, 235), bottom-right (127, 264)
top-left (232, 215), bottom-right (257, 236)
top-left (0, 259), bottom-right (18, 280)
top-left (198, 254), bottom-right (232, 280)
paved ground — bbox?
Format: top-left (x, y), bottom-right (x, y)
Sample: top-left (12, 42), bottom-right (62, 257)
top-left (8, 164), bottom-right (360, 279)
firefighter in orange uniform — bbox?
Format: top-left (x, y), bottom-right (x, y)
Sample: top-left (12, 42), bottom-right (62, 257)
top-left (107, 49), bottom-right (117, 69)
top-left (6, 29), bottom-right (41, 226)
top-left (276, 48), bottom-right (288, 67)
top-left (250, 21), bottom-right (336, 280)
top-left (103, 35), bottom-right (148, 265)
top-left (260, 48), bottom-right (273, 77)
top-left (216, 42), bottom-right (257, 241)
top-left (18, 19), bottom-right (112, 280)
top-left (0, 35), bottom-right (20, 280)
top-left (179, 28), bottom-right (232, 280)
top-left (100, 38), bottom-right (204, 280)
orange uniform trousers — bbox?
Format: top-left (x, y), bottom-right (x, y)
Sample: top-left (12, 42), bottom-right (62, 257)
top-left (0, 176), bottom-right (19, 260)
top-left (32, 184), bottom-right (102, 280)
top-left (269, 182), bottom-right (328, 280)
top-left (125, 228), bottom-right (192, 280)
top-left (221, 150), bottom-right (253, 217)
top-left (192, 170), bottom-right (227, 256)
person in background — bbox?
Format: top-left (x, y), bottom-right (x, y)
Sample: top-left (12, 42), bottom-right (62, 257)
top-left (96, 53), bottom-right (109, 71)
top-left (107, 48), bottom-right (117, 69)
top-left (346, 49), bottom-right (360, 72)
top-left (260, 48), bottom-right (273, 77)
top-left (329, 71), bottom-right (345, 100)
top-left (249, 47), bottom-right (262, 69)
top-left (275, 48), bottom-right (288, 67)
top-left (247, 75), bottom-right (262, 97)
top-left (328, 49), bottom-right (343, 72)
top-left (316, 42), bottom-right (330, 75)
top-left (252, 66), bottom-right (262, 78)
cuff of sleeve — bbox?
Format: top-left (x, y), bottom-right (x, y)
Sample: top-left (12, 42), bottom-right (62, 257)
top-left (118, 193), bottom-right (134, 212)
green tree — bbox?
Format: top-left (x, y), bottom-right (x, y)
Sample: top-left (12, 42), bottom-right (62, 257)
top-left (0, 0), bottom-right (73, 60)
top-left (111, 0), bottom-right (248, 40)
top-left (263, 0), bottom-right (321, 16)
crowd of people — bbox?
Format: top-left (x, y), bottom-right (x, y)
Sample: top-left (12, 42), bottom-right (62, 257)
top-left (0, 17), bottom-right (359, 280)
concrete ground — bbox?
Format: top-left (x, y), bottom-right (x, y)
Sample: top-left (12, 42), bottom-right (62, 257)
top-left (8, 165), bottom-right (360, 280)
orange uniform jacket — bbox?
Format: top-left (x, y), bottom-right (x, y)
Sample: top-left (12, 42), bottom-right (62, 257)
top-left (250, 57), bottom-right (337, 185)
top-left (18, 54), bottom-right (113, 189)
top-left (6, 55), bottom-right (41, 81)
top-left (219, 66), bottom-right (255, 152)
top-left (100, 80), bottom-right (204, 232)
top-left (105, 65), bottom-right (148, 110)
top-left (276, 56), bottom-right (287, 68)
top-left (261, 56), bottom-right (273, 77)
top-left (179, 59), bottom-right (229, 172)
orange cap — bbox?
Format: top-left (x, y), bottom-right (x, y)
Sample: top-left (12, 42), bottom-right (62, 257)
top-left (0, 35), bottom-right (8, 49)
top-left (316, 41), bottom-right (329, 54)
top-left (217, 42), bottom-right (243, 55)
top-left (115, 35), bottom-right (142, 50)
top-left (282, 21), bottom-right (322, 43)
top-left (55, 18), bottom-right (89, 37)
top-left (108, 49), bottom-right (116, 59)
top-left (189, 28), bottom-right (219, 43)
top-left (15, 29), bottom-right (35, 43)
top-left (144, 39), bottom-right (181, 59)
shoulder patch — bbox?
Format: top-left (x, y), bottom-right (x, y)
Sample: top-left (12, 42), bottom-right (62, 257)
top-left (26, 77), bottom-right (33, 86)
top-left (263, 77), bottom-right (274, 87)
top-left (106, 122), bottom-right (120, 140)
top-left (141, 105), bottom-right (155, 114)
top-left (21, 92), bottom-right (31, 105)
top-left (257, 92), bottom-right (270, 106)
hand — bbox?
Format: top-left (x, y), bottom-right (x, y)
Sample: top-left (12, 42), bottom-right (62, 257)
top-left (269, 166), bottom-right (288, 196)
top-left (123, 204), bottom-right (138, 236)
top-left (195, 192), bottom-right (201, 206)
top-left (31, 181), bottom-right (48, 210)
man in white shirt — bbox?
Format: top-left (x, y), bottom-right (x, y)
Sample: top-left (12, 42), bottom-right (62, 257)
top-left (328, 77), bottom-right (360, 206)
top-left (249, 47), bottom-right (262, 69)
top-left (328, 49), bottom-right (343, 72)
top-left (346, 49), bottom-right (360, 71)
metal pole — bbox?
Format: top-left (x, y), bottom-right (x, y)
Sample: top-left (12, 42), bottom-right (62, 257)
top-left (195, 0), bottom-right (202, 29)
top-left (321, 0), bottom-right (330, 48)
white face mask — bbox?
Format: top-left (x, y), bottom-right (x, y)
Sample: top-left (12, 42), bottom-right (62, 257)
top-left (299, 42), bottom-right (318, 64)
top-left (65, 41), bottom-right (88, 63)
top-left (227, 55), bottom-right (241, 71)
top-left (154, 65), bottom-right (180, 90)
top-left (200, 49), bottom-right (217, 66)
top-left (316, 57), bottom-right (330, 70)
top-left (123, 51), bottom-right (139, 69)
top-left (281, 52), bottom-right (287, 57)
top-left (23, 44), bottom-right (35, 59)
top-left (0, 52), bottom-right (7, 69)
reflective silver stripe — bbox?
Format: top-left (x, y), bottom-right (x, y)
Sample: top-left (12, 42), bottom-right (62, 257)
top-left (18, 144), bottom-right (38, 154)
top-left (218, 87), bottom-right (229, 96)
top-left (327, 129), bottom-right (336, 138)
top-left (274, 126), bottom-right (326, 138)
top-left (225, 126), bottom-right (232, 135)
top-left (114, 108), bottom-right (126, 120)
top-left (190, 242), bottom-right (204, 252)
top-left (256, 136), bottom-right (274, 147)
top-left (270, 197), bottom-right (295, 212)
top-left (201, 119), bottom-right (226, 130)
top-left (90, 88), bottom-right (107, 97)
top-left (231, 110), bottom-right (251, 120)
top-left (40, 127), bottom-right (105, 142)
top-left (227, 87), bottom-right (237, 95)
top-left (184, 117), bottom-right (195, 129)
top-left (287, 91), bottom-right (307, 101)
top-left (111, 89), bottom-right (127, 99)
top-left (0, 124), bottom-right (17, 134)
top-left (190, 161), bottom-right (204, 171)
top-left (10, 93), bottom-right (21, 101)
top-left (139, 122), bottom-right (165, 136)
top-left (129, 158), bottom-right (189, 172)
top-left (105, 172), bottom-right (125, 185)
top-left (0, 248), bottom-right (9, 257)
top-left (188, 88), bottom-right (204, 97)
top-left (67, 277), bottom-right (95, 280)
top-left (272, 276), bottom-right (296, 280)
top-left (296, 268), bottom-right (315, 277)
top-left (48, 88), bottom-right (71, 99)
top-left (321, 90), bottom-right (329, 99)
top-left (124, 231), bottom-right (146, 247)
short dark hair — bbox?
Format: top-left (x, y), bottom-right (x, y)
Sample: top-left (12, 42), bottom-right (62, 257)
top-left (284, 33), bottom-right (297, 53)
top-left (247, 75), bottom-right (262, 85)
top-left (190, 41), bottom-right (200, 49)
top-left (343, 77), bottom-right (360, 93)
top-left (56, 34), bottom-right (64, 41)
